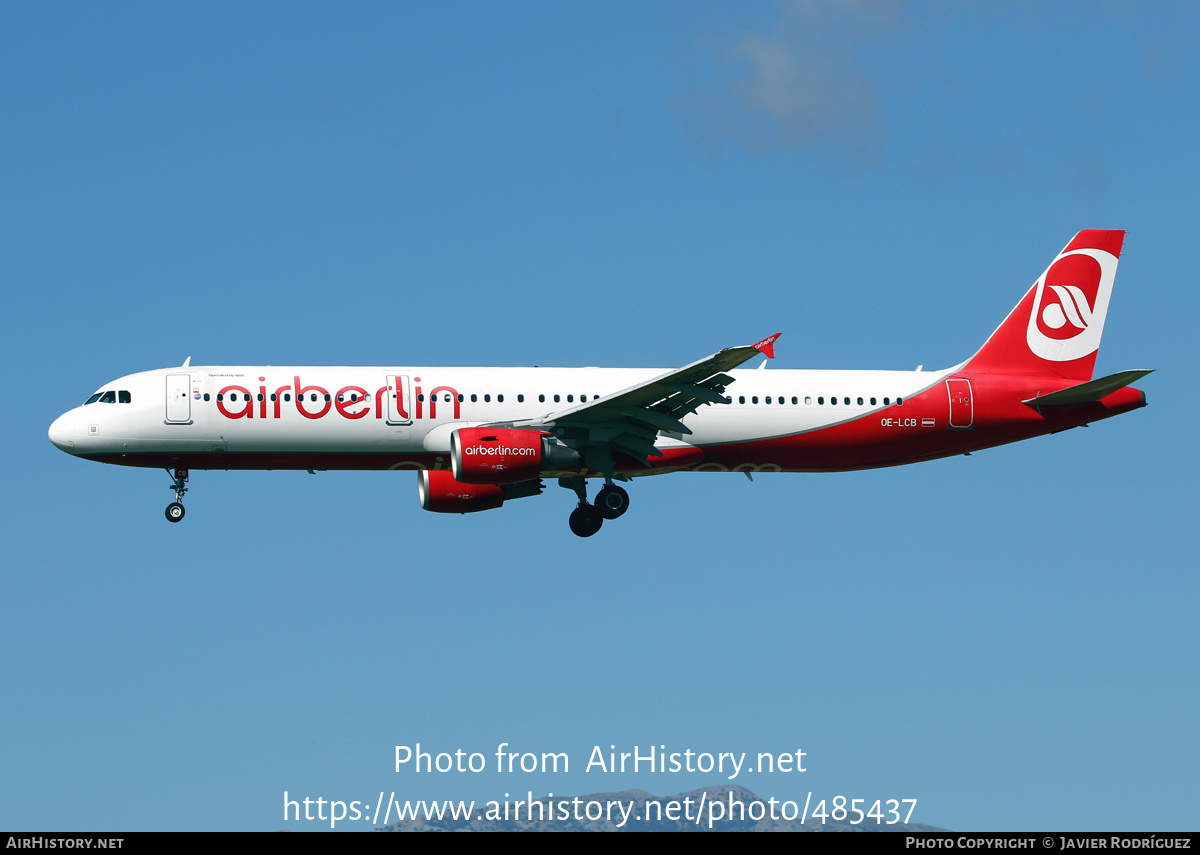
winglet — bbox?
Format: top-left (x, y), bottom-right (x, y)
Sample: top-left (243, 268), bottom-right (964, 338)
top-left (752, 333), bottom-right (782, 359)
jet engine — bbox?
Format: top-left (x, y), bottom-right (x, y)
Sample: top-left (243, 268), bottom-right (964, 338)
top-left (418, 469), bottom-right (542, 514)
top-left (450, 427), bottom-right (580, 485)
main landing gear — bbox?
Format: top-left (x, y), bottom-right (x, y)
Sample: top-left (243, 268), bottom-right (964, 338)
top-left (165, 467), bottom-right (188, 523)
top-left (561, 477), bottom-right (630, 538)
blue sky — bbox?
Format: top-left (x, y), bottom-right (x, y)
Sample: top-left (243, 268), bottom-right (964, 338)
top-left (2, 1), bottom-right (1196, 832)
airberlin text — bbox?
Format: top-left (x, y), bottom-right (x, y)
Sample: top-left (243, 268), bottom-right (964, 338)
top-left (464, 445), bottom-right (536, 457)
top-left (214, 375), bottom-right (457, 422)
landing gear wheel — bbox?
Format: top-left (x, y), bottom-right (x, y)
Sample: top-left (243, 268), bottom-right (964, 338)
top-left (594, 484), bottom-right (630, 520)
top-left (569, 504), bottom-right (603, 538)
top-left (165, 467), bottom-right (189, 522)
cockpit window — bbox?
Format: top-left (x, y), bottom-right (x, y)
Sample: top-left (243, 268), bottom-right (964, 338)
top-left (119, 391), bottom-right (131, 403)
top-left (99, 391), bottom-right (116, 404)
top-left (84, 393), bottom-right (102, 405)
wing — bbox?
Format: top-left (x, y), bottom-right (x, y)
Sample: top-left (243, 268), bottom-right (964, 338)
top-left (485, 333), bottom-right (780, 471)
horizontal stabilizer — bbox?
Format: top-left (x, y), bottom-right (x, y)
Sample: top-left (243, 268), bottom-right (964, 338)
top-left (1023, 369), bottom-right (1154, 407)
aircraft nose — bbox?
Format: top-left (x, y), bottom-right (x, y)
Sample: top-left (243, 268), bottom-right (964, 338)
top-left (48, 412), bottom-right (75, 452)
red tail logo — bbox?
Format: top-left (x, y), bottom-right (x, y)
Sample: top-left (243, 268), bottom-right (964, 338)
top-left (1025, 243), bottom-right (1118, 365)
top-left (965, 230), bottom-right (1124, 382)
top-left (1034, 254), bottom-right (1099, 340)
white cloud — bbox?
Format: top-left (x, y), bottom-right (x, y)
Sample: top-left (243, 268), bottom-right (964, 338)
top-left (676, 0), bottom-right (902, 163)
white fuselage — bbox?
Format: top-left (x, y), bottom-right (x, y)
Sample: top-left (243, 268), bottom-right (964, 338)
top-left (49, 364), bottom-right (949, 468)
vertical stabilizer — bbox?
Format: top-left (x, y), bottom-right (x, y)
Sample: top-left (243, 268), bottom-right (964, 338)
top-left (964, 230), bottom-right (1124, 381)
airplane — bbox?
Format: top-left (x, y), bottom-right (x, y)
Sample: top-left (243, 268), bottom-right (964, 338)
top-left (48, 230), bottom-right (1150, 537)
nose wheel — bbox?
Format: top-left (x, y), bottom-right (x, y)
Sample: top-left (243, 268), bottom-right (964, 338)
top-left (165, 467), bottom-right (189, 523)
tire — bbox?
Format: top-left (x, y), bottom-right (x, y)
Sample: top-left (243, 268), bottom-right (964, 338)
top-left (165, 502), bottom-right (186, 523)
top-left (594, 484), bottom-right (630, 520)
top-left (568, 504), bottom-right (603, 537)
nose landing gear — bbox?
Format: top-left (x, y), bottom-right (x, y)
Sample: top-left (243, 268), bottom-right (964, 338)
top-left (165, 467), bottom-right (188, 523)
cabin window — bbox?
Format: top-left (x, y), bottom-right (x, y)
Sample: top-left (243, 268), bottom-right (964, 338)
top-left (739, 396), bottom-right (745, 404)
top-left (804, 396), bottom-right (811, 405)
top-left (284, 393), bottom-right (291, 402)
top-left (765, 396), bottom-right (772, 404)
top-left (538, 394), bottom-right (545, 403)
top-left (896, 397), bottom-right (904, 405)
top-left (554, 394), bottom-right (560, 403)
top-left (257, 394), bottom-right (264, 402)
top-left (517, 394), bottom-right (524, 403)
top-left (484, 394), bottom-right (491, 402)
top-left (471, 394), bottom-right (477, 402)
top-left (497, 394), bottom-right (504, 403)
top-left (857, 397), bottom-right (863, 405)
top-left (567, 395), bottom-right (574, 403)
top-left (204, 393), bottom-right (210, 402)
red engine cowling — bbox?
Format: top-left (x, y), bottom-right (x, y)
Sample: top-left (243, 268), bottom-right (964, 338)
top-left (418, 470), bottom-right (504, 513)
top-left (451, 427), bottom-right (545, 485)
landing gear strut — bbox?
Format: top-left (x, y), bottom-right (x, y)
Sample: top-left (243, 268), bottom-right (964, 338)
top-left (559, 476), bottom-right (631, 537)
top-left (165, 467), bottom-right (188, 523)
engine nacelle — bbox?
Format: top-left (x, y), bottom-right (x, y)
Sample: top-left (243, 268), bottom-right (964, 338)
top-left (418, 470), bottom-right (503, 513)
top-left (451, 427), bottom-right (550, 485)
top-left (418, 469), bottom-right (542, 514)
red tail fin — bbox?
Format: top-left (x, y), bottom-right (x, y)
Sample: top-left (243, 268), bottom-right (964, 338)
top-left (964, 230), bottom-right (1125, 381)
